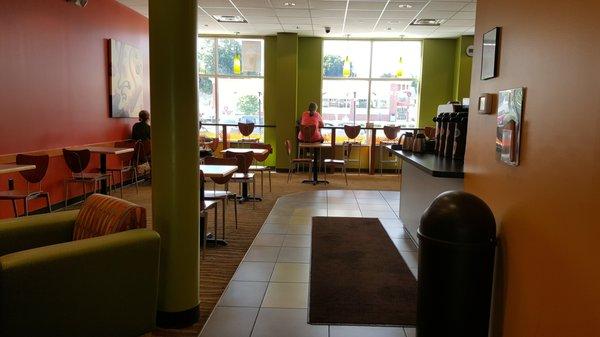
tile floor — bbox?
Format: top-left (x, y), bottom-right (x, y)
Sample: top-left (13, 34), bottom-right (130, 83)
top-left (199, 190), bottom-right (418, 337)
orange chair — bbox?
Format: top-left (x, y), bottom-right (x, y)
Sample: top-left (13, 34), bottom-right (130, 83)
top-left (107, 140), bottom-right (139, 198)
top-left (203, 156), bottom-right (239, 232)
top-left (0, 154), bottom-right (51, 217)
top-left (249, 143), bottom-right (273, 195)
top-left (224, 151), bottom-right (256, 209)
top-left (324, 142), bottom-right (352, 185)
top-left (62, 149), bottom-right (112, 208)
top-left (343, 125), bottom-right (362, 174)
top-left (380, 125), bottom-right (401, 175)
top-left (238, 122), bottom-right (259, 144)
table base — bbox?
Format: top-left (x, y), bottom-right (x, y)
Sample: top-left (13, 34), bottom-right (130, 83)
top-left (237, 196), bottom-right (262, 203)
top-left (206, 233), bottom-right (228, 246)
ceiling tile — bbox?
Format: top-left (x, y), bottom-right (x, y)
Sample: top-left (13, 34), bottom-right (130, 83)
top-left (310, 1), bottom-right (348, 10)
top-left (381, 10), bottom-right (420, 19)
top-left (387, 2), bottom-right (428, 12)
top-left (416, 10), bottom-right (456, 19)
top-left (452, 11), bottom-right (476, 19)
top-left (271, 0), bottom-right (310, 9)
top-left (310, 9), bottom-right (346, 18)
top-left (443, 19), bottom-right (474, 26)
top-left (426, 1), bottom-right (469, 11)
top-left (462, 2), bottom-right (477, 11)
top-left (274, 8), bottom-right (310, 17)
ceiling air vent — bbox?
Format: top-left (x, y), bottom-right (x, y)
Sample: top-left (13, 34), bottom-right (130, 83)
top-left (212, 15), bottom-right (247, 23)
top-left (410, 18), bottom-right (443, 26)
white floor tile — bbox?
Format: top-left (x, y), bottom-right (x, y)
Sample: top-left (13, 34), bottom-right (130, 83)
top-left (244, 246), bottom-right (281, 262)
top-left (253, 233), bottom-right (285, 247)
top-left (199, 307), bottom-right (258, 337)
top-left (278, 247), bottom-right (311, 263)
top-left (219, 281), bottom-right (268, 307)
top-left (261, 283), bottom-right (309, 308)
top-left (233, 262), bottom-right (275, 282)
top-left (283, 235), bottom-right (311, 247)
top-left (270, 263), bottom-right (310, 283)
top-left (251, 308), bottom-right (327, 337)
top-left (330, 325), bottom-right (407, 337)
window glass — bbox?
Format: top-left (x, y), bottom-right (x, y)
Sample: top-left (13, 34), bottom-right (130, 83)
top-left (323, 40), bottom-right (371, 78)
top-left (218, 38), bottom-right (264, 76)
top-left (217, 78), bottom-right (264, 141)
top-left (198, 38), bottom-right (215, 75)
top-left (322, 80), bottom-right (369, 126)
top-left (371, 41), bottom-right (422, 79)
top-left (370, 80), bottom-right (420, 128)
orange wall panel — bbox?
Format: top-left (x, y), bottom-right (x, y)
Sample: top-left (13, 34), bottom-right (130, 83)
top-left (0, 0), bottom-right (149, 218)
top-left (465, 1), bottom-right (600, 336)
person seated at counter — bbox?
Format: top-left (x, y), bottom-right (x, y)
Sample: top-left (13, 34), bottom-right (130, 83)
top-left (132, 110), bottom-right (151, 141)
top-left (297, 102), bottom-right (324, 143)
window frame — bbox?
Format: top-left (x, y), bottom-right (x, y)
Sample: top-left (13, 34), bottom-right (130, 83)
top-left (321, 39), bottom-right (423, 127)
top-left (198, 36), bottom-right (265, 126)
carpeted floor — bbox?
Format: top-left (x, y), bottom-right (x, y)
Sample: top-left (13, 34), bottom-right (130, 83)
top-left (123, 170), bottom-right (401, 337)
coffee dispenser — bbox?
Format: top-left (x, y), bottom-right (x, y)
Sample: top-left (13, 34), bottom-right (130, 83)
top-left (434, 102), bottom-right (469, 157)
top-left (452, 112), bottom-right (469, 160)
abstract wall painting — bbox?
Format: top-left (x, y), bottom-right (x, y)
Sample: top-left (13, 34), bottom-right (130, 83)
top-left (109, 39), bottom-right (144, 118)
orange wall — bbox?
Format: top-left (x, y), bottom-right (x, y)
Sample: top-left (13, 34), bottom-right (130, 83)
top-left (465, 1), bottom-right (600, 336)
top-left (0, 0), bottom-right (149, 218)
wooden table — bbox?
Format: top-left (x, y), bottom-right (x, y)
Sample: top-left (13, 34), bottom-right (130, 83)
top-left (220, 148), bottom-right (269, 202)
top-left (220, 148), bottom-right (268, 155)
top-left (199, 164), bottom-right (238, 247)
top-left (69, 146), bottom-right (134, 194)
top-left (298, 143), bottom-right (332, 185)
top-left (0, 164), bottom-right (36, 175)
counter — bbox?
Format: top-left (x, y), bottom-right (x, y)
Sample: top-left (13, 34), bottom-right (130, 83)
top-left (387, 146), bottom-right (465, 242)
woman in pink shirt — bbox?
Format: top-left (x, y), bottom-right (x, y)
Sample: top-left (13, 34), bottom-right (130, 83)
top-left (298, 102), bottom-right (324, 143)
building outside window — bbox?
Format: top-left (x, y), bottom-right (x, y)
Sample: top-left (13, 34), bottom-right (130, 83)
top-left (322, 40), bottom-right (422, 142)
top-left (197, 37), bottom-right (264, 141)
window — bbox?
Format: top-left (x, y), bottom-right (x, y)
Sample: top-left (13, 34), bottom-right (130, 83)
top-left (322, 40), bottom-right (422, 132)
top-left (197, 37), bottom-right (265, 140)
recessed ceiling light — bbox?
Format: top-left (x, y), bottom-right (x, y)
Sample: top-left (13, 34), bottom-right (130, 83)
top-left (212, 15), bottom-right (247, 23)
top-left (387, 27), bottom-right (392, 31)
top-left (410, 18), bottom-right (443, 26)
top-left (399, 4), bottom-right (413, 9)
top-left (283, 2), bottom-right (296, 6)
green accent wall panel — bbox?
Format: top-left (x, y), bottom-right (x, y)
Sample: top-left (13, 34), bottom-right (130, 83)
top-left (419, 39), bottom-right (456, 128)
top-left (453, 35), bottom-right (474, 101)
top-left (297, 37), bottom-right (323, 118)
top-left (263, 36), bottom-right (277, 167)
top-left (274, 33), bottom-right (299, 169)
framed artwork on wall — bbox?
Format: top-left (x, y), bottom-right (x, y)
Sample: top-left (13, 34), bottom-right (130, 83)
top-left (481, 27), bottom-right (500, 80)
top-left (496, 87), bottom-right (525, 166)
top-left (109, 39), bottom-right (144, 118)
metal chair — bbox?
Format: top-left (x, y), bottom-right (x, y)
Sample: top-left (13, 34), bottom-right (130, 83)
top-left (0, 154), bottom-right (51, 217)
top-left (249, 143), bottom-right (273, 196)
top-left (237, 122), bottom-right (259, 144)
top-left (62, 149), bottom-right (112, 208)
top-left (324, 142), bottom-right (352, 185)
top-left (107, 140), bottom-right (139, 198)
top-left (199, 170), bottom-right (219, 258)
top-left (203, 156), bottom-right (239, 232)
top-left (379, 125), bottom-right (401, 175)
top-left (285, 139), bottom-right (313, 183)
top-left (225, 151), bottom-right (256, 209)
top-left (343, 125), bottom-right (362, 174)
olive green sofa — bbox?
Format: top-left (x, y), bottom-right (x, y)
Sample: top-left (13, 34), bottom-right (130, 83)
top-left (0, 210), bottom-right (160, 337)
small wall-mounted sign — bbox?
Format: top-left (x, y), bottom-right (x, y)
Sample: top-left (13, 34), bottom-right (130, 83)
top-left (478, 93), bottom-right (494, 114)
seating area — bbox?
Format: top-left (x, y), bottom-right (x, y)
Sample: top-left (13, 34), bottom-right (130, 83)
top-left (1, 1), bottom-right (597, 337)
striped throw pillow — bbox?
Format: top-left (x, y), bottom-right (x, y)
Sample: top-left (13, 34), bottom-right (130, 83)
top-left (73, 194), bottom-right (147, 240)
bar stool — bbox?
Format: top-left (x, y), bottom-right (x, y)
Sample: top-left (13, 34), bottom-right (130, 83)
top-left (343, 125), bottom-right (362, 174)
top-left (379, 125), bottom-right (401, 175)
top-left (0, 154), bottom-right (52, 217)
top-left (238, 122), bottom-right (259, 144)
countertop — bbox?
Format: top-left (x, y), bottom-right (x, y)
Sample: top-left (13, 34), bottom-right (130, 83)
top-left (387, 146), bottom-right (464, 178)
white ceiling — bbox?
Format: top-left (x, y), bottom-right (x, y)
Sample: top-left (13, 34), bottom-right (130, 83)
top-left (117, 0), bottom-right (476, 38)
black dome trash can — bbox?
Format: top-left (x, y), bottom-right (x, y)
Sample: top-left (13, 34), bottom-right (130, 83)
top-left (417, 191), bottom-right (496, 337)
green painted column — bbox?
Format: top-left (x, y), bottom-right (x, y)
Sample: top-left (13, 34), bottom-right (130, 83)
top-left (297, 37), bottom-right (323, 117)
top-left (263, 36), bottom-right (278, 167)
top-left (419, 39), bottom-right (456, 127)
top-left (453, 35), bottom-right (474, 101)
top-left (274, 33), bottom-right (299, 169)
top-left (149, 0), bottom-right (200, 327)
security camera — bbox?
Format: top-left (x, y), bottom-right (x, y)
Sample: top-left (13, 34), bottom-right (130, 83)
top-left (324, 26), bottom-right (331, 34)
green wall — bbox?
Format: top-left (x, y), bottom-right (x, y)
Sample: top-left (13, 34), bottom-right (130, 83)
top-left (419, 39), bottom-right (457, 127)
top-left (297, 37), bottom-right (323, 118)
top-left (273, 33), bottom-right (299, 169)
top-left (453, 35), bottom-right (474, 101)
top-left (263, 36), bottom-right (277, 167)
